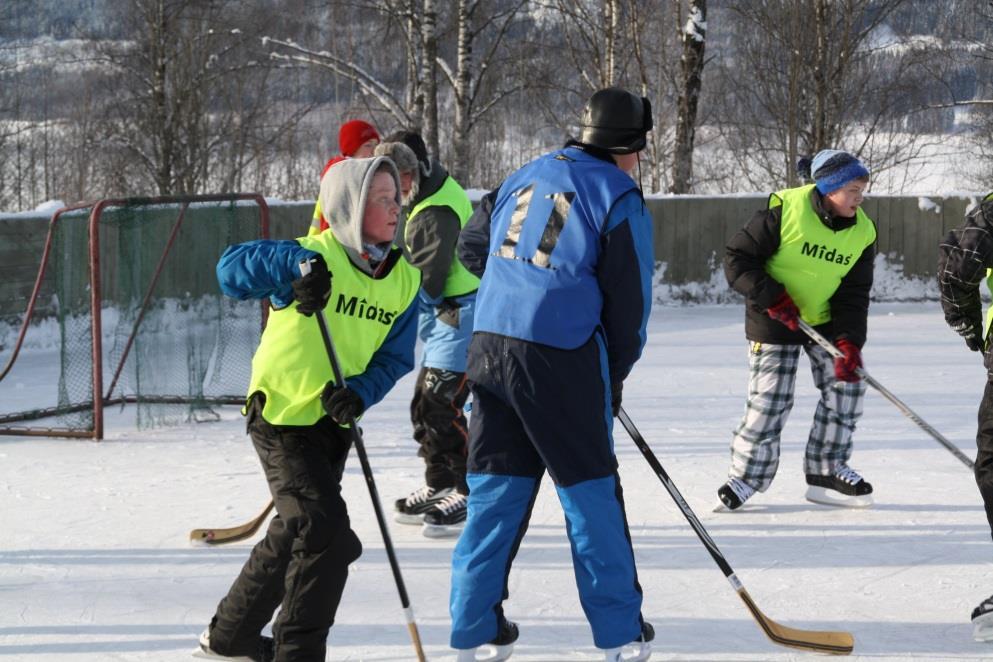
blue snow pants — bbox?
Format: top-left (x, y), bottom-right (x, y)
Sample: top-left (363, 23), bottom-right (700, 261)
top-left (449, 331), bottom-right (644, 650)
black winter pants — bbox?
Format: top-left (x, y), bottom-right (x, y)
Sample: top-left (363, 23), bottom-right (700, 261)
top-left (977, 380), bottom-right (993, 541)
top-left (410, 367), bottom-right (470, 493)
top-left (208, 397), bottom-right (362, 662)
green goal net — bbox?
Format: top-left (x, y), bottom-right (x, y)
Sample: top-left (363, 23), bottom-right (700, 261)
top-left (0, 195), bottom-right (269, 438)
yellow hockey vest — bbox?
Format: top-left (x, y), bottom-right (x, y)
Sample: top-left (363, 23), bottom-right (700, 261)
top-left (407, 176), bottom-right (479, 297)
top-left (247, 233), bottom-right (420, 425)
top-left (764, 184), bottom-right (876, 326)
top-left (980, 192), bottom-right (993, 343)
top-left (307, 199), bottom-right (323, 236)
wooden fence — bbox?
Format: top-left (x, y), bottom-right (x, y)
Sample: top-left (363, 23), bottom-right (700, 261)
top-left (647, 193), bottom-right (980, 283)
top-left (0, 193), bottom-right (984, 323)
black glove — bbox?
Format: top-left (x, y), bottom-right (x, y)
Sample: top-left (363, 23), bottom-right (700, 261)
top-left (950, 316), bottom-right (984, 352)
top-left (321, 383), bottom-right (365, 424)
top-left (292, 256), bottom-right (331, 315)
top-left (611, 382), bottom-right (623, 418)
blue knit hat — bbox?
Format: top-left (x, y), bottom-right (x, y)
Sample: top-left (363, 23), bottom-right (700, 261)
top-left (810, 149), bottom-right (869, 194)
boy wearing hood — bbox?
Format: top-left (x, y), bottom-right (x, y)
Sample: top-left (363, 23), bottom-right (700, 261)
top-left (308, 119), bottom-right (381, 235)
top-left (199, 157), bottom-right (421, 662)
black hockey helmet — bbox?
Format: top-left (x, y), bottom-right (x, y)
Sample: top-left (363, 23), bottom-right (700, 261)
top-left (578, 87), bottom-right (653, 155)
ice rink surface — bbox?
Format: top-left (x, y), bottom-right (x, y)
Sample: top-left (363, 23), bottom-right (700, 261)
top-left (2, 302), bottom-right (992, 661)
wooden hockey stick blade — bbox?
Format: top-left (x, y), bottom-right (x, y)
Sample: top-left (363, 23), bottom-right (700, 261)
top-left (189, 500), bottom-right (275, 545)
top-left (737, 587), bottom-right (854, 654)
top-left (617, 407), bottom-right (854, 655)
top-left (406, 618), bottom-right (427, 662)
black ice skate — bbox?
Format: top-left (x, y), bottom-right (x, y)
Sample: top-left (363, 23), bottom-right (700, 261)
top-left (602, 621), bottom-right (654, 662)
top-left (805, 464), bottom-right (873, 508)
top-left (394, 485), bottom-right (453, 525)
top-left (192, 628), bottom-right (274, 661)
top-left (713, 477), bottom-right (755, 512)
top-left (455, 618), bottom-right (519, 661)
top-left (423, 490), bottom-right (467, 538)
top-left (972, 593), bottom-right (993, 641)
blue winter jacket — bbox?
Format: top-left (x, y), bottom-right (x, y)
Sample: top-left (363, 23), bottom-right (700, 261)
top-left (216, 239), bottom-right (418, 410)
top-left (459, 145), bottom-right (654, 384)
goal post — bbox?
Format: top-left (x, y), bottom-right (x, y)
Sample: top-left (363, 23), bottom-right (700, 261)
top-left (0, 194), bottom-right (270, 439)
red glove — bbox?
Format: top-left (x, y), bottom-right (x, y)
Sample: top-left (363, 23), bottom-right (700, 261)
top-left (766, 292), bottom-right (800, 331)
top-left (834, 338), bottom-right (862, 383)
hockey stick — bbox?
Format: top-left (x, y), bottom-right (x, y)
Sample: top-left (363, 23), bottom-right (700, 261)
top-left (189, 500), bottom-right (275, 545)
top-left (617, 407), bottom-right (855, 655)
top-left (303, 269), bottom-right (425, 662)
top-left (798, 319), bottom-right (975, 470)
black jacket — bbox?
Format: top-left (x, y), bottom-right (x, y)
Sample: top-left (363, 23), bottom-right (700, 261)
top-left (724, 188), bottom-right (875, 347)
top-left (938, 196), bottom-right (993, 375)
top-left (399, 159), bottom-right (469, 299)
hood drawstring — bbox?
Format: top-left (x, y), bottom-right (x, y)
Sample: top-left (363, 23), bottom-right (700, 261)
top-left (361, 242), bottom-right (393, 277)
top-left (362, 242), bottom-right (390, 263)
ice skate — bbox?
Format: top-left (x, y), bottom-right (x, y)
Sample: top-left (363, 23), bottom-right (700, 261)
top-left (455, 619), bottom-right (518, 661)
top-left (805, 465), bottom-right (873, 508)
top-left (973, 594), bottom-right (993, 641)
top-left (394, 485), bottom-right (453, 525)
top-left (192, 628), bottom-right (274, 661)
top-left (602, 621), bottom-right (654, 662)
top-left (422, 490), bottom-right (467, 538)
top-left (713, 477), bottom-right (755, 512)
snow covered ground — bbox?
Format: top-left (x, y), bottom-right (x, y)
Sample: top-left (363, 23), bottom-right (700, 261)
top-left (2, 302), bottom-right (992, 661)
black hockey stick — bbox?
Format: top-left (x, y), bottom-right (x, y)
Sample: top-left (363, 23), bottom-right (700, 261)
top-left (618, 407), bottom-right (855, 655)
top-left (303, 270), bottom-right (425, 662)
top-left (798, 319), bottom-right (975, 470)
top-left (190, 500), bottom-right (274, 545)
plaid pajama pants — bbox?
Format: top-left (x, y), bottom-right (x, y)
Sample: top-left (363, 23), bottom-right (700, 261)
top-left (728, 342), bottom-right (866, 492)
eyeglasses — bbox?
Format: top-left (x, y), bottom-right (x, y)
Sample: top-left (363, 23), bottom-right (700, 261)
top-left (370, 195), bottom-right (400, 211)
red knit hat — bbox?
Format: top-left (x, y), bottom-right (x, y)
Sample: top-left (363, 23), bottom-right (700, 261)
top-left (338, 120), bottom-right (380, 157)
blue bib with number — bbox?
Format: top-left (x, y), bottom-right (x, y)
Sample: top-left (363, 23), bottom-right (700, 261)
top-left (473, 147), bottom-right (639, 348)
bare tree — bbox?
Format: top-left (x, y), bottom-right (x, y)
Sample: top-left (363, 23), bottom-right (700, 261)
top-left (267, 1), bottom-right (424, 134)
top-left (528, 0), bottom-right (686, 193)
top-left (627, 0), bottom-right (682, 193)
top-left (266, 36), bottom-right (415, 129)
top-left (670, 0), bottom-right (706, 193)
top-left (437, 0), bottom-right (529, 182)
top-left (93, 0), bottom-right (301, 196)
top-left (419, 0), bottom-right (440, 154)
top-left (2, 0), bottom-right (987, 210)
top-left (542, 0), bottom-right (626, 91)
top-left (709, 0), bottom-right (934, 191)
top-left (919, 0), bottom-right (993, 189)
top-left (399, 0), bottom-right (424, 120)
top-left (0, 0), bottom-right (41, 209)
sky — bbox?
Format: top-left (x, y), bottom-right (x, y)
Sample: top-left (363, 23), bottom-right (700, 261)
top-left (2, 301), bottom-right (993, 661)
